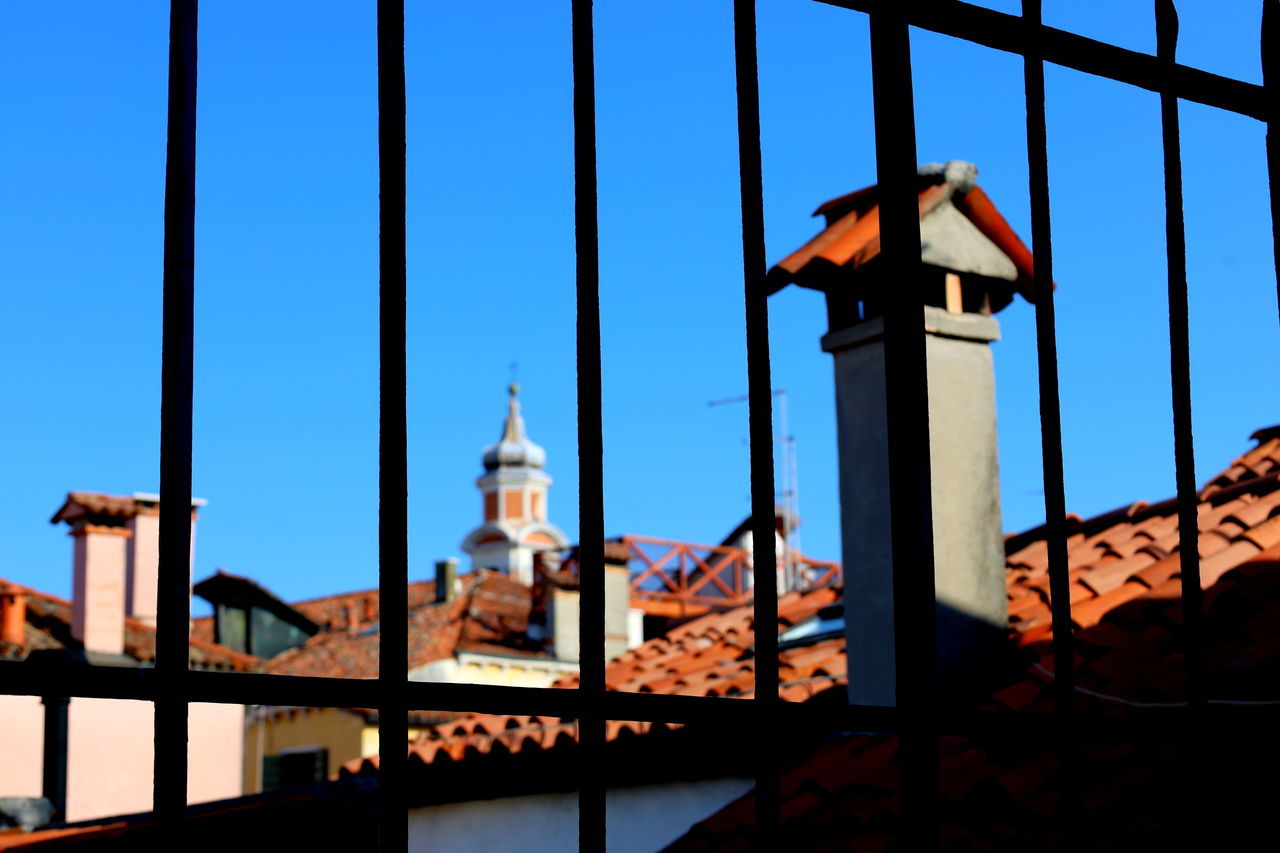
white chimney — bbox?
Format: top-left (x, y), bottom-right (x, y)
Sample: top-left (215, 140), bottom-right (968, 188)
top-left (126, 493), bottom-right (204, 626)
top-left (546, 545), bottom-right (643, 663)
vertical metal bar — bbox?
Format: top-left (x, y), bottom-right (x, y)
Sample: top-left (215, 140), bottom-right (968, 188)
top-left (41, 696), bottom-right (69, 819)
top-left (572, 1), bottom-right (607, 851)
top-left (154, 0), bottom-right (197, 831)
top-left (867, 2), bottom-right (938, 846)
top-left (1021, 0), bottom-right (1076, 726)
top-left (1264, 1), bottom-right (1280, 324)
top-left (376, 1), bottom-right (408, 849)
top-left (1157, 2), bottom-right (1209, 845)
top-left (731, 0), bottom-right (781, 842)
top-left (1155, 0), bottom-right (1205, 710)
top-left (1021, 1), bottom-right (1079, 839)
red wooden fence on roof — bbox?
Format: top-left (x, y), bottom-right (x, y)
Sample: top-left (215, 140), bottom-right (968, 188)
top-left (562, 535), bottom-right (841, 618)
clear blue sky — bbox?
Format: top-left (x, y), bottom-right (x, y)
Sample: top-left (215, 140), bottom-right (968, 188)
top-left (1, 1), bottom-right (1274, 611)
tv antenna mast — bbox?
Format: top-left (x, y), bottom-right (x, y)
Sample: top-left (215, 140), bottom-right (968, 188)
top-left (706, 388), bottom-right (803, 591)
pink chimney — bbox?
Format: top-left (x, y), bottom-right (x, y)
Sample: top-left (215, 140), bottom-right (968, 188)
top-left (51, 492), bottom-right (204, 654)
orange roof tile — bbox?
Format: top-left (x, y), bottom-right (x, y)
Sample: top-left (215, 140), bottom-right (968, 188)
top-left (264, 569), bottom-right (545, 680)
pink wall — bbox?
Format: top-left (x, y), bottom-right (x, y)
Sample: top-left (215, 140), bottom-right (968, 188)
top-left (0, 695), bottom-right (244, 823)
top-left (71, 529), bottom-right (127, 656)
top-left (0, 695), bottom-right (43, 798)
top-left (187, 703), bottom-right (244, 806)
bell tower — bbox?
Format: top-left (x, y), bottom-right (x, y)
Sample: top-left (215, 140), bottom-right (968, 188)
top-left (460, 384), bottom-right (568, 584)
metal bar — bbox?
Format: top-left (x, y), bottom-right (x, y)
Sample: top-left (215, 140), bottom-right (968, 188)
top-left (376, 1), bottom-right (409, 849)
top-left (571, 0), bottom-right (606, 850)
top-left (154, 0), bottom-right (198, 832)
top-left (1156, 3), bottom-right (1210, 844)
top-left (732, 0), bottom-right (782, 842)
top-left (41, 696), bottom-right (69, 819)
top-left (2, 660), bottom-right (1274, 735)
top-left (1021, 0), bottom-right (1079, 837)
top-left (1265, 0), bottom-right (1279, 323)
top-left (1155, 0), bottom-right (1206, 711)
top-left (867, 2), bottom-right (938, 845)
top-left (814, 0), bottom-right (1267, 120)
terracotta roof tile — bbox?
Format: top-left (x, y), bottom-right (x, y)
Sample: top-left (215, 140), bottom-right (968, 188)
top-left (264, 570), bottom-right (543, 680)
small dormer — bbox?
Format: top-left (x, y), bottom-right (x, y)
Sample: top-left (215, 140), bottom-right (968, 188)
top-left (193, 571), bottom-right (320, 659)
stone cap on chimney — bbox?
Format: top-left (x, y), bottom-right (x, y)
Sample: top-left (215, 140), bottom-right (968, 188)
top-left (821, 304), bottom-right (1001, 354)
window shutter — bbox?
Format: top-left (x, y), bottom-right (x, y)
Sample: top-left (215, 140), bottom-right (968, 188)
top-left (262, 755), bottom-right (282, 792)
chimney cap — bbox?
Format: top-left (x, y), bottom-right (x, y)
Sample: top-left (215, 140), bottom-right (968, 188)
top-left (768, 160), bottom-right (1042, 309)
top-left (51, 491), bottom-right (207, 525)
top-left (131, 492), bottom-right (208, 507)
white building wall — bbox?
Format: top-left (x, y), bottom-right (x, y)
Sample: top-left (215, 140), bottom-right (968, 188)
top-left (409, 653), bottom-right (578, 689)
top-left (408, 777), bottom-right (753, 853)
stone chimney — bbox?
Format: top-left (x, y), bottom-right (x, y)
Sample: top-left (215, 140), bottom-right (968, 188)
top-left (546, 542), bottom-right (642, 663)
top-left (435, 558), bottom-right (460, 603)
top-left (0, 583), bottom-right (27, 646)
top-left (771, 161), bottom-right (1038, 704)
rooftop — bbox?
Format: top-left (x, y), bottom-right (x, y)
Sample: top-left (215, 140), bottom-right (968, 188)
top-left (338, 425), bottom-right (1280, 837)
top-left (0, 580), bottom-right (256, 672)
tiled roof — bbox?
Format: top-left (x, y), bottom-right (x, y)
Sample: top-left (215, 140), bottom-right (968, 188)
top-left (665, 428), bottom-right (1280, 850)
top-left (767, 163), bottom-right (1037, 307)
top-left (1004, 426), bottom-right (1280, 647)
top-left (349, 426), bottom-right (1280, 829)
top-left (0, 579), bottom-right (258, 672)
top-left (341, 584), bottom-right (846, 777)
top-left (264, 570), bottom-right (545, 680)
top-left (48, 492), bottom-right (139, 524)
top-left (289, 579), bottom-right (440, 632)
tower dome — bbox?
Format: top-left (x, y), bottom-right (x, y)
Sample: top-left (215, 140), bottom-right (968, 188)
top-left (462, 384), bottom-right (567, 585)
top-left (481, 384), bottom-right (547, 472)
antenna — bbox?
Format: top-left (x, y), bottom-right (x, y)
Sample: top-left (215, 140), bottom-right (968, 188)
top-left (707, 388), bottom-right (802, 592)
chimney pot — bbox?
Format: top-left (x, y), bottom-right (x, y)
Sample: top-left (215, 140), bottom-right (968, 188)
top-left (1, 584), bottom-right (27, 646)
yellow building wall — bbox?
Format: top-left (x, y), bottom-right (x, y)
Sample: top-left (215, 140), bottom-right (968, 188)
top-left (243, 707), bottom-right (366, 794)
top-left (456, 658), bottom-right (563, 687)
top-left (361, 725), bottom-right (431, 760)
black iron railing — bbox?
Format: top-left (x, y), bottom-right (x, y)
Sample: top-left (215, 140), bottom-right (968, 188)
top-left (1, 1), bottom-right (1275, 850)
